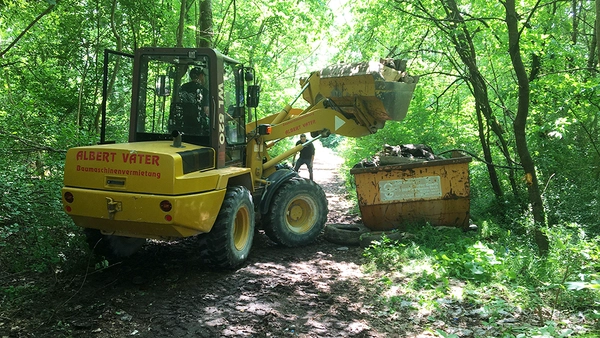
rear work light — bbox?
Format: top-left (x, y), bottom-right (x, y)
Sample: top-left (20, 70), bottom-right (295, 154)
top-left (258, 124), bottom-right (272, 135)
top-left (64, 192), bottom-right (74, 203)
top-left (160, 200), bottom-right (172, 212)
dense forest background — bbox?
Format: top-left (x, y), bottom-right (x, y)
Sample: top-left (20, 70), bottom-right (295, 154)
top-left (1, 0), bottom-right (599, 335)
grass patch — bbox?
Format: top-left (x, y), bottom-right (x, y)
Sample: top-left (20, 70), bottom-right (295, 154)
top-left (362, 223), bottom-right (600, 337)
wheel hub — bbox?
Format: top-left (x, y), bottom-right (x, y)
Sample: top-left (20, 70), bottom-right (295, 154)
top-left (289, 204), bottom-right (303, 221)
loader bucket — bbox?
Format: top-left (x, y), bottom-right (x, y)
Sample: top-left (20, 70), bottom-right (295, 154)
top-left (306, 61), bottom-right (419, 123)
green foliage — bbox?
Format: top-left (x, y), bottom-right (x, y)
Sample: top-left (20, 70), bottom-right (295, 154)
top-left (267, 137), bottom-right (295, 165)
top-left (340, 0), bottom-right (600, 234)
top-left (0, 168), bottom-right (88, 273)
top-left (1, 3), bottom-right (600, 337)
top-left (365, 225), bottom-right (505, 283)
top-left (363, 223), bottom-right (600, 335)
top-left (531, 79), bottom-right (600, 232)
top-left (437, 241), bottom-right (503, 282)
top-left (320, 134), bottom-right (343, 149)
top-left (212, 0), bottom-right (334, 121)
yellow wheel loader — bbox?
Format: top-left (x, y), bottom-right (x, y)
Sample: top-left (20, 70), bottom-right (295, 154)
top-left (61, 48), bottom-right (418, 268)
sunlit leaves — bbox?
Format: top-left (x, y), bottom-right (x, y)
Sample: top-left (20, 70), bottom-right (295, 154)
top-left (336, 0), bottom-right (600, 231)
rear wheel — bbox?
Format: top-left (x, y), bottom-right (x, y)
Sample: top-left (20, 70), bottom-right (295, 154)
top-left (199, 186), bottom-right (255, 269)
top-left (263, 178), bottom-right (328, 247)
top-left (84, 229), bottom-right (146, 260)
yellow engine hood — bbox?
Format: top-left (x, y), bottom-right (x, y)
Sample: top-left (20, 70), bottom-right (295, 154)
top-left (63, 141), bottom-right (219, 195)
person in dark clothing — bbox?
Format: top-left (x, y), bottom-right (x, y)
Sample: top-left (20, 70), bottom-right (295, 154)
top-left (293, 134), bottom-right (315, 181)
top-left (170, 67), bottom-right (210, 135)
top-left (180, 67), bottom-right (209, 114)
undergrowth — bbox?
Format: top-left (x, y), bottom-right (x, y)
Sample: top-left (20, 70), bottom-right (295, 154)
top-left (363, 223), bottom-right (600, 337)
top-left (0, 169), bottom-right (89, 314)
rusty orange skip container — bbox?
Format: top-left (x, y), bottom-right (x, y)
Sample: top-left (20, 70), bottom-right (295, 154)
top-left (350, 156), bottom-right (471, 231)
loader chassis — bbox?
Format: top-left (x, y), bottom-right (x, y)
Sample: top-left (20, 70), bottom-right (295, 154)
top-left (61, 48), bottom-right (418, 268)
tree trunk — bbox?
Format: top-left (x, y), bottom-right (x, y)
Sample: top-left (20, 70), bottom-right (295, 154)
top-left (596, 0), bottom-right (600, 68)
top-left (442, 0), bottom-right (508, 197)
top-left (571, 0), bottom-right (578, 45)
top-left (94, 0), bottom-right (122, 132)
top-left (504, 0), bottom-right (549, 255)
top-left (474, 101), bottom-right (503, 197)
top-left (176, 0), bottom-right (187, 48)
top-left (588, 20), bottom-right (597, 71)
top-left (197, 0), bottom-right (213, 47)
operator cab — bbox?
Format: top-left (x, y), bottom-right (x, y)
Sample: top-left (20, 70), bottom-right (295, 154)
top-left (101, 47), bottom-right (257, 168)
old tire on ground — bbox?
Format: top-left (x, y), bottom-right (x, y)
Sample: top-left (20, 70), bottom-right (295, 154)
top-left (199, 186), bottom-right (255, 269)
top-left (84, 228), bottom-right (146, 260)
top-left (359, 230), bottom-right (405, 248)
top-left (323, 223), bottom-right (370, 246)
top-left (263, 178), bottom-right (328, 247)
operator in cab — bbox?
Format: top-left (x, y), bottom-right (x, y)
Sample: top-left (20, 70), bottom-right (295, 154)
top-left (180, 67), bottom-right (209, 114)
top-left (169, 67), bottom-right (210, 136)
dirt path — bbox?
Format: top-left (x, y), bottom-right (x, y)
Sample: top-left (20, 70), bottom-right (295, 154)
top-left (3, 144), bottom-right (433, 338)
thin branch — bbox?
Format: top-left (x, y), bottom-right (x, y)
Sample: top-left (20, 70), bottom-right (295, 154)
top-left (519, 0), bottom-right (544, 37)
top-left (418, 70), bottom-right (464, 78)
top-left (569, 109), bottom-right (600, 159)
top-left (0, 3), bottom-right (56, 59)
top-left (214, 0), bottom-right (235, 47)
top-left (0, 129), bottom-right (65, 153)
top-left (225, 0), bottom-right (237, 54)
top-left (539, 67), bottom-right (598, 77)
top-left (0, 61), bottom-right (21, 68)
top-left (424, 77), bottom-right (466, 109)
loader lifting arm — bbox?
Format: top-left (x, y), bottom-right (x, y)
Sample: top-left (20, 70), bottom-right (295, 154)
top-left (247, 59), bottom-right (419, 141)
top-left (245, 59), bottom-right (419, 180)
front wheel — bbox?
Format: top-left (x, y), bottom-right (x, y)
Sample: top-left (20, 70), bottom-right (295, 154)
top-left (263, 178), bottom-right (328, 247)
top-left (199, 186), bottom-right (255, 269)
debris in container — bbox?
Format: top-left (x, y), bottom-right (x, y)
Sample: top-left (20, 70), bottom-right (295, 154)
top-left (353, 143), bottom-right (444, 168)
top-left (349, 151), bottom-right (472, 230)
top-left (379, 58), bottom-right (418, 83)
top-left (321, 59), bottom-right (419, 85)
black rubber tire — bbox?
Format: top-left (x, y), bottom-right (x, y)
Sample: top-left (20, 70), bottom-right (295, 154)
top-left (323, 223), bottom-right (371, 246)
top-left (263, 178), bottom-right (328, 247)
top-left (84, 228), bottom-right (146, 260)
top-left (199, 186), bottom-right (255, 269)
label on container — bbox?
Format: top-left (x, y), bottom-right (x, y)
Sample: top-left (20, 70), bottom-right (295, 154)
top-left (379, 176), bottom-right (442, 202)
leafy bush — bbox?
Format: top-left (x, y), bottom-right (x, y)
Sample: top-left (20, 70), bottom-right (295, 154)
top-left (436, 241), bottom-right (503, 282)
top-left (320, 134), bottom-right (344, 149)
top-left (0, 162), bottom-right (87, 274)
top-left (363, 222), bottom-right (600, 335)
